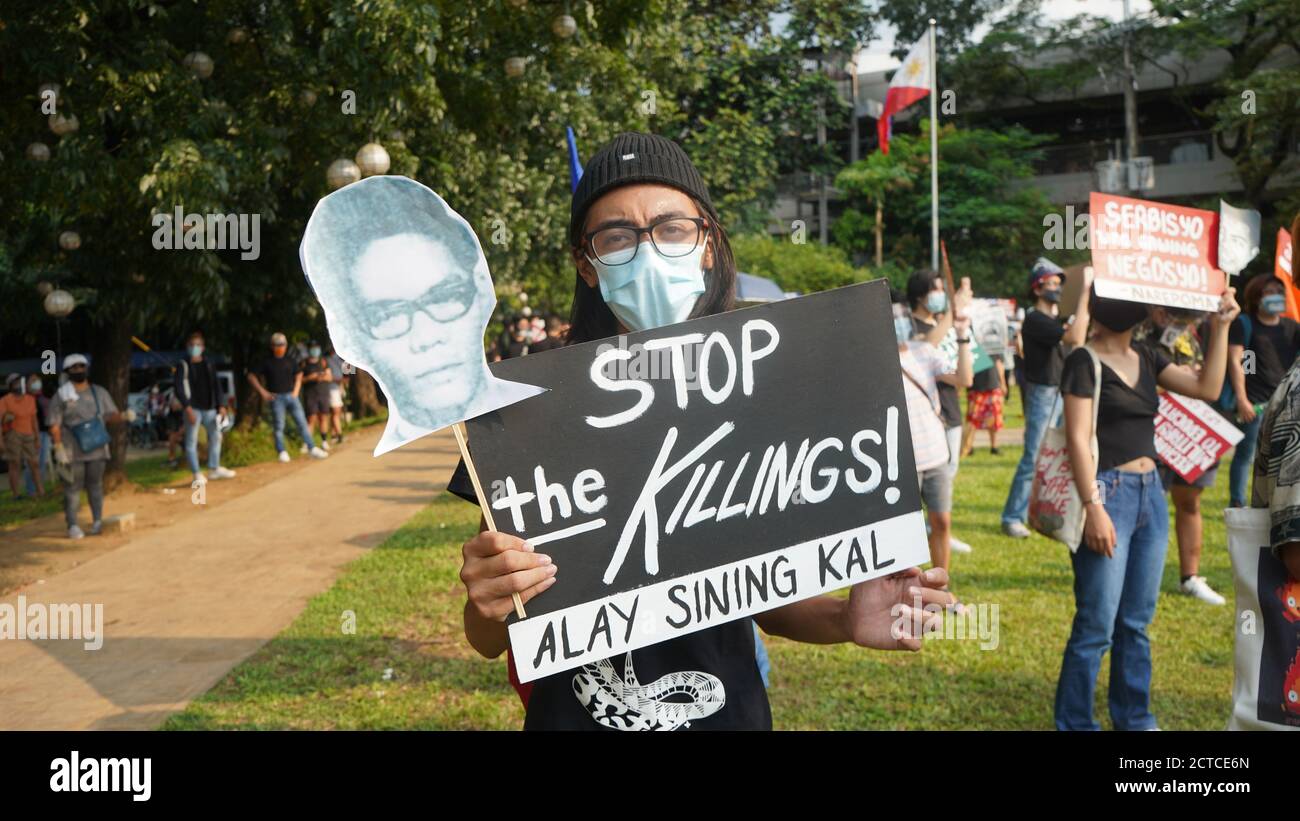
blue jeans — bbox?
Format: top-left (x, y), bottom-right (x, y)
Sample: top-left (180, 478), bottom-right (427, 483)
top-left (22, 431), bottom-right (50, 494)
top-left (271, 393), bottom-right (315, 453)
top-left (1228, 412), bottom-right (1263, 507)
top-left (184, 408), bottom-right (223, 474)
top-left (752, 621), bottom-right (770, 689)
top-left (1055, 468), bottom-right (1168, 730)
top-left (1002, 381), bottom-right (1061, 525)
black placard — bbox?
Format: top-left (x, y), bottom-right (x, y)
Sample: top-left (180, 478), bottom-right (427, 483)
top-left (466, 280), bottom-right (929, 681)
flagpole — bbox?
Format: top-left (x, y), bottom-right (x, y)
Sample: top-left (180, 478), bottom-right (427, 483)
top-left (929, 18), bottom-right (939, 272)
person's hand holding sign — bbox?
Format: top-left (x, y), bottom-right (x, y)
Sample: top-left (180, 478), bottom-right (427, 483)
top-left (460, 528), bottom-right (557, 654)
top-left (844, 567), bottom-right (955, 650)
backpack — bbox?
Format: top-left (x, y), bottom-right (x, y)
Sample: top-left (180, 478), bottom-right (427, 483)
top-left (1218, 315), bottom-right (1252, 413)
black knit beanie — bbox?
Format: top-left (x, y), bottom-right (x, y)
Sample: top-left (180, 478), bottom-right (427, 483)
top-left (568, 132), bottom-right (714, 247)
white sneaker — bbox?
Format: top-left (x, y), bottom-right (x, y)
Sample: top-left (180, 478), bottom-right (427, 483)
top-left (309, 446), bottom-right (329, 459)
top-left (320, 438), bottom-right (330, 452)
top-left (68, 525), bottom-right (85, 540)
top-left (90, 520), bottom-right (103, 536)
top-left (1180, 575), bottom-right (1226, 605)
top-left (192, 472), bottom-right (208, 485)
top-left (1002, 521), bottom-right (1032, 539)
top-left (278, 451), bottom-right (291, 463)
top-left (209, 466), bottom-right (236, 480)
top-left (950, 536), bottom-right (973, 554)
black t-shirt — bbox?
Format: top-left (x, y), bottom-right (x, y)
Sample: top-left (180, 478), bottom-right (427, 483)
top-left (912, 318), bottom-right (962, 428)
top-left (503, 337), bottom-right (530, 359)
top-left (971, 364), bottom-right (1001, 393)
top-left (1229, 316), bottom-right (1300, 404)
top-left (1060, 345), bottom-right (1171, 471)
top-left (529, 335), bottom-right (561, 354)
top-left (186, 358), bottom-right (216, 411)
top-left (1021, 310), bottom-right (1066, 386)
top-left (301, 358), bottom-right (331, 401)
top-left (256, 355), bottom-right (299, 394)
top-left (447, 461), bottom-right (773, 731)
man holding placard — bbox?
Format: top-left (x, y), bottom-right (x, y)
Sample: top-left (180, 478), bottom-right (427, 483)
top-left (451, 133), bottom-right (953, 730)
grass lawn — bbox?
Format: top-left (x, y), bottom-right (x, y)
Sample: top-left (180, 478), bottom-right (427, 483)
top-left (167, 386), bottom-right (1238, 730)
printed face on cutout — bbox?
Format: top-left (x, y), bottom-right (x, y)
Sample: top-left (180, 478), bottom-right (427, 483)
top-left (350, 232), bottom-right (489, 420)
top-left (301, 175), bottom-right (544, 455)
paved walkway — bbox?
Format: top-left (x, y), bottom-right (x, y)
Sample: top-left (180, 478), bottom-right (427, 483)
top-left (0, 425), bottom-right (460, 729)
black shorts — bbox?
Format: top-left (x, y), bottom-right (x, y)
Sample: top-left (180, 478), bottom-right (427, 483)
top-left (304, 391), bottom-right (331, 416)
top-left (1158, 461), bottom-right (1219, 491)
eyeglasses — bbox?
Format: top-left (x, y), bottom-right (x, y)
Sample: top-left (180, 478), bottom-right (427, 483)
top-left (362, 275), bottom-right (479, 340)
top-left (584, 217), bottom-right (707, 266)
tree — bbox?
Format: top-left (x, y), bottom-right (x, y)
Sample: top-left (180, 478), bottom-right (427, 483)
top-left (833, 120), bottom-right (1055, 296)
top-left (834, 151), bottom-right (914, 267)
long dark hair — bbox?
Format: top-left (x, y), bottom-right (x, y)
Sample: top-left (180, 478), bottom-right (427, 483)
top-left (565, 194), bottom-right (737, 345)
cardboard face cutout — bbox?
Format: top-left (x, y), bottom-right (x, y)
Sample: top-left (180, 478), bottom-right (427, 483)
top-left (300, 176), bottom-right (544, 455)
top-left (1219, 199), bottom-right (1261, 277)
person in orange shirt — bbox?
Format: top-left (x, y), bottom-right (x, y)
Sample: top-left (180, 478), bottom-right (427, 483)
top-left (1, 373), bottom-right (44, 498)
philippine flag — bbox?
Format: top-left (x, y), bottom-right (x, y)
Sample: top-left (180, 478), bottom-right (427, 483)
top-left (877, 34), bottom-right (931, 155)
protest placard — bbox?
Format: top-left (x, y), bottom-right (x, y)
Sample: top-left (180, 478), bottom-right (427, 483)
top-left (969, 299), bottom-right (1008, 357)
top-left (1089, 192), bottom-right (1225, 311)
top-left (1154, 391), bottom-right (1244, 483)
top-left (464, 280), bottom-right (931, 683)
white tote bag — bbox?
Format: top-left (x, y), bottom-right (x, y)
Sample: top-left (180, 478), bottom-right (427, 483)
top-left (1224, 507), bottom-right (1300, 731)
top-left (1028, 347), bottom-right (1100, 551)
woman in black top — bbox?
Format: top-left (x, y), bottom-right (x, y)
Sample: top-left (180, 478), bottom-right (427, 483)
top-left (1226, 273), bottom-right (1300, 507)
top-left (455, 133), bottom-right (955, 731)
top-left (1054, 283), bottom-right (1238, 731)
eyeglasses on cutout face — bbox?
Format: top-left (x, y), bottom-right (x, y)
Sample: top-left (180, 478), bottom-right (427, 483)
top-left (584, 216), bottom-right (708, 266)
top-left (362, 274), bottom-right (479, 340)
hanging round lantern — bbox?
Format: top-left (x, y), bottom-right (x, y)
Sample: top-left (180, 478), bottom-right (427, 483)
top-left (26, 142), bottom-right (51, 162)
top-left (519, 292), bottom-right (529, 303)
top-left (36, 281), bottom-right (54, 297)
top-left (521, 305), bottom-right (533, 317)
top-left (58, 231), bottom-right (81, 251)
top-left (299, 89), bottom-right (318, 107)
top-left (355, 142), bottom-right (391, 177)
top-left (504, 57), bottom-right (527, 78)
top-left (227, 27), bottom-right (249, 44)
top-left (326, 158), bottom-right (362, 189)
top-left (552, 14), bottom-right (577, 38)
top-left (49, 112), bottom-right (79, 136)
top-left (183, 51), bottom-right (215, 80)
top-left (44, 289), bottom-right (76, 319)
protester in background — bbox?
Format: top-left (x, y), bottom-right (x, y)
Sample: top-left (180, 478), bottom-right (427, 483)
top-left (177, 331), bottom-right (236, 484)
top-left (326, 345), bottom-right (348, 446)
top-left (908, 270), bottom-right (976, 554)
top-left (1227, 273), bottom-right (1300, 507)
top-left (961, 355), bottom-right (1006, 457)
top-left (1054, 285), bottom-right (1237, 731)
top-left (528, 315), bottom-right (562, 354)
top-left (300, 340), bottom-right (334, 451)
top-left (895, 289), bottom-right (974, 579)
top-left (1, 373), bottom-right (44, 499)
top-left (502, 316), bottom-right (532, 359)
top-left (1249, 354), bottom-right (1300, 579)
top-left (1001, 259), bottom-right (1090, 538)
top-left (247, 332), bottom-right (328, 463)
top-left (48, 354), bottom-right (136, 539)
top-left (21, 373), bottom-right (52, 496)
top-left (1133, 306), bottom-right (1225, 605)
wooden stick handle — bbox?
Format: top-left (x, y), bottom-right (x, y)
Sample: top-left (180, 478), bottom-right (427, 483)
top-left (452, 422), bottom-right (526, 619)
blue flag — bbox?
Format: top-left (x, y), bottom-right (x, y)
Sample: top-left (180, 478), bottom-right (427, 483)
top-left (566, 126), bottom-right (583, 193)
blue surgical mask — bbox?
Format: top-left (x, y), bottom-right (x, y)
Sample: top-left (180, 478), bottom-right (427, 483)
top-left (894, 316), bottom-right (913, 344)
top-left (925, 292), bottom-right (947, 314)
top-left (1262, 294), bottom-right (1286, 316)
top-left (587, 242), bottom-right (706, 332)
top-left (309, 347), bottom-right (322, 358)
top-left (29, 380), bottom-right (41, 393)
top-left (188, 345), bottom-right (204, 358)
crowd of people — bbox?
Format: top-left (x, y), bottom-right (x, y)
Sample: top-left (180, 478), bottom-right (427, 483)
top-left (1, 330), bottom-right (355, 539)
top-left (489, 314), bottom-right (569, 361)
top-left (891, 248), bottom-right (1300, 731)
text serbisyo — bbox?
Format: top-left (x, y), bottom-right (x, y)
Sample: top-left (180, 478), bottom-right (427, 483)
top-left (151, 206), bottom-right (261, 260)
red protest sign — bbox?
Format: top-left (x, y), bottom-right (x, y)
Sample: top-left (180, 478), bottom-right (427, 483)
top-left (1089, 192), bottom-right (1225, 311)
top-left (1276, 228), bottom-right (1298, 322)
top-left (1154, 392), bottom-right (1243, 483)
